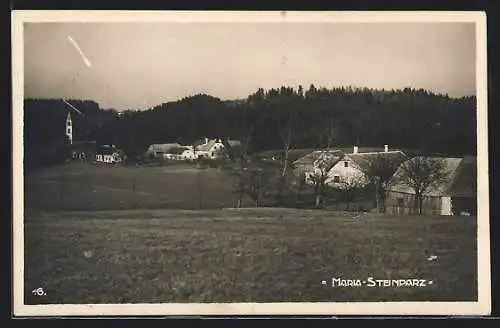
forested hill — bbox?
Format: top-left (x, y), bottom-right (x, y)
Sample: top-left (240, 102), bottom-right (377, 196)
top-left (23, 85), bottom-right (476, 169)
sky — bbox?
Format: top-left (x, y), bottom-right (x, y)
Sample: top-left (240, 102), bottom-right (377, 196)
top-left (24, 22), bottom-right (476, 111)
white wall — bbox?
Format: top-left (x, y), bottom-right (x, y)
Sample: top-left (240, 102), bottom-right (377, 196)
top-left (96, 154), bottom-right (115, 163)
top-left (441, 196), bottom-right (452, 215)
top-left (326, 157), bottom-right (370, 187)
top-left (181, 150), bottom-right (197, 160)
top-left (209, 142), bottom-right (225, 159)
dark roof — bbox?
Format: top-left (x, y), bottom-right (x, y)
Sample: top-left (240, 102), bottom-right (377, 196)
top-left (168, 146), bottom-right (190, 155)
top-left (340, 146), bottom-right (386, 154)
top-left (196, 139), bottom-right (225, 152)
top-left (388, 157), bottom-right (476, 197)
top-left (294, 150), bottom-right (342, 171)
top-left (97, 147), bottom-right (116, 155)
top-left (347, 151), bottom-right (407, 171)
top-left (448, 156), bottom-right (476, 197)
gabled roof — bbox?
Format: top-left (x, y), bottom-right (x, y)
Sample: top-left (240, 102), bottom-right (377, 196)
top-left (97, 146), bottom-right (117, 155)
top-left (346, 151), bottom-right (407, 171)
top-left (448, 156), bottom-right (477, 197)
top-left (196, 139), bottom-right (220, 152)
top-left (168, 146), bottom-right (190, 155)
top-left (148, 143), bottom-right (181, 153)
top-left (294, 150), bottom-right (343, 169)
top-left (388, 157), bottom-right (476, 197)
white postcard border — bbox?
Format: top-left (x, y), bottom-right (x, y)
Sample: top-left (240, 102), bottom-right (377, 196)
top-left (11, 10), bottom-right (490, 316)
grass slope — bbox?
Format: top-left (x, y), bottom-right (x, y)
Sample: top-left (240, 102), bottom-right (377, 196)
top-left (24, 163), bottom-right (256, 212)
top-left (24, 209), bottom-right (477, 304)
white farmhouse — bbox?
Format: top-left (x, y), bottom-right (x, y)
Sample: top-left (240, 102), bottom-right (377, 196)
top-left (195, 138), bottom-right (226, 159)
top-left (326, 145), bottom-right (406, 187)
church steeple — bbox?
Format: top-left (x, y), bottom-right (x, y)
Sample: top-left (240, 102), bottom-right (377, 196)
top-left (66, 111), bottom-right (73, 145)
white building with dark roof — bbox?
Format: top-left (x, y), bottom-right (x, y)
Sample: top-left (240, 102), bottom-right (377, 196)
top-left (326, 145), bottom-right (407, 187)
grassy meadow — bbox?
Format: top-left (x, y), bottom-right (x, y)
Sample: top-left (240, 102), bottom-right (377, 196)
top-left (24, 162), bottom-right (256, 213)
top-left (22, 162), bottom-right (478, 304)
top-left (24, 209), bottom-right (477, 304)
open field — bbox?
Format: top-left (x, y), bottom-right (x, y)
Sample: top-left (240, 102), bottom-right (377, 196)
top-left (24, 208), bottom-right (477, 304)
top-left (24, 162), bottom-right (256, 213)
top-left (24, 162), bottom-right (376, 213)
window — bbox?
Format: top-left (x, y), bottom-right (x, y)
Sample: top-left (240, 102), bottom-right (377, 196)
top-left (333, 175), bottom-right (340, 183)
top-left (67, 128), bottom-right (71, 134)
top-left (397, 198), bottom-right (404, 206)
top-left (344, 161), bottom-right (349, 168)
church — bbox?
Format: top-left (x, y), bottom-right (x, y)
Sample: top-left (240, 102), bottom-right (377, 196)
top-left (65, 109), bottom-right (123, 164)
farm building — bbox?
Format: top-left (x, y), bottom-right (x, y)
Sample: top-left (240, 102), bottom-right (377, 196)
top-left (95, 145), bottom-right (123, 164)
top-left (164, 146), bottom-right (197, 161)
top-left (70, 141), bottom-right (101, 162)
top-left (293, 150), bottom-right (343, 181)
top-left (146, 138), bottom-right (241, 161)
top-left (194, 138), bottom-right (226, 159)
top-left (146, 143), bottom-right (182, 159)
top-left (326, 145), bottom-right (407, 187)
top-left (386, 156), bottom-right (477, 216)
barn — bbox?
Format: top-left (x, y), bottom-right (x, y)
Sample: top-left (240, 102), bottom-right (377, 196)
top-left (386, 156), bottom-right (476, 216)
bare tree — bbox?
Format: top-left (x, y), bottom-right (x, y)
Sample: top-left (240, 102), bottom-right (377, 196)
top-left (231, 168), bottom-right (248, 208)
top-left (309, 164), bottom-right (330, 208)
top-left (246, 169), bottom-right (271, 207)
top-left (334, 176), bottom-right (364, 212)
top-left (277, 107), bottom-right (299, 178)
top-left (231, 168), bottom-right (271, 208)
top-left (395, 156), bottom-right (449, 215)
top-left (242, 118), bottom-right (254, 159)
top-left (359, 154), bottom-right (406, 213)
top-left (295, 171), bottom-right (308, 202)
top-left (318, 117), bottom-right (337, 149)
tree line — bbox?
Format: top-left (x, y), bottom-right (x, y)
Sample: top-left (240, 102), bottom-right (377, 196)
top-left (23, 84), bottom-right (476, 170)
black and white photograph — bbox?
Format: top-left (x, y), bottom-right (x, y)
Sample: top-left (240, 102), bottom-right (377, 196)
top-left (12, 11), bottom-right (490, 316)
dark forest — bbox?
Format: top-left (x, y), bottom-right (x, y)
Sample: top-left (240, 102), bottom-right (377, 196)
top-left (23, 85), bottom-right (476, 170)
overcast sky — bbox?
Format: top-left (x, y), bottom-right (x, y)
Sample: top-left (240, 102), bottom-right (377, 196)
top-left (24, 22), bottom-right (476, 110)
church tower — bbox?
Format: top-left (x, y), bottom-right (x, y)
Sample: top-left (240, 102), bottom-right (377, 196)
top-left (66, 111), bottom-right (73, 145)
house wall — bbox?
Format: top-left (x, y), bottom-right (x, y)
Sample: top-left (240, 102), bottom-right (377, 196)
top-left (441, 196), bottom-right (452, 215)
top-left (208, 142), bottom-right (225, 159)
top-left (96, 154), bottom-right (117, 163)
top-left (326, 157), bottom-right (370, 187)
top-left (293, 164), bottom-right (315, 182)
top-left (386, 191), bottom-right (443, 215)
top-left (181, 150), bottom-right (197, 160)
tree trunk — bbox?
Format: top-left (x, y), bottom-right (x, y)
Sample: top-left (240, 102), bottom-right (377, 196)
top-left (281, 147), bottom-right (289, 177)
top-left (419, 196), bottom-right (423, 215)
top-left (237, 198), bottom-right (242, 209)
top-left (315, 194), bottom-right (321, 208)
top-left (375, 184), bottom-right (382, 213)
top-left (414, 194), bottom-right (420, 215)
